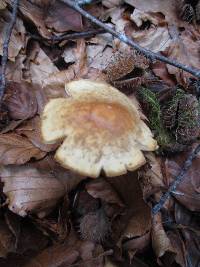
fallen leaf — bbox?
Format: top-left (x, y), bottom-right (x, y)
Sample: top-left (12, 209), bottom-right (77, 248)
top-left (152, 213), bottom-right (175, 263)
top-left (164, 26), bottom-right (200, 83)
top-left (45, 0), bottom-right (83, 33)
top-left (125, 0), bottom-right (187, 27)
top-left (182, 229), bottom-right (200, 267)
top-left (107, 173), bottom-right (151, 254)
top-left (0, 9), bottom-right (26, 61)
top-left (24, 230), bottom-right (104, 267)
top-left (4, 82), bottom-right (38, 120)
top-left (164, 146), bottom-right (200, 212)
top-left (1, 165), bottom-right (66, 217)
top-left (18, 0), bottom-right (52, 39)
top-left (0, 220), bottom-right (15, 258)
top-left (0, 133), bottom-right (45, 165)
top-left (16, 116), bottom-right (58, 152)
top-left (139, 152), bottom-right (165, 201)
top-left (86, 178), bottom-right (124, 207)
top-left (29, 44), bottom-right (59, 85)
top-left (5, 52), bottom-right (26, 83)
top-left (130, 25), bottom-right (172, 53)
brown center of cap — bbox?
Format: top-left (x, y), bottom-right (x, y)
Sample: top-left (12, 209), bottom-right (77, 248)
top-left (67, 101), bottom-right (136, 136)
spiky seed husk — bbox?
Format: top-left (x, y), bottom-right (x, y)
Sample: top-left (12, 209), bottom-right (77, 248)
top-left (79, 209), bottom-right (110, 243)
top-left (176, 95), bottom-right (200, 143)
top-left (104, 50), bottom-right (149, 90)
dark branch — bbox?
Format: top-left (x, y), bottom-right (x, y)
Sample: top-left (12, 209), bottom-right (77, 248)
top-left (61, 0), bottom-right (200, 79)
top-left (29, 28), bottom-right (106, 44)
top-left (0, 0), bottom-right (19, 102)
top-left (152, 144), bottom-right (200, 215)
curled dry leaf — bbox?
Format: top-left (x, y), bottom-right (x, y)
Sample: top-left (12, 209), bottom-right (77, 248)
top-left (164, 147), bottom-right (200, 212)
top-left (0, 133), bottom-right (45, 165)
top-left (0, 220), bottom-right (15, 258)
top-left (45, 0), bottom-right (83, 33)
top-left (41, 79), bottom-right (157, 178)
top-left (86, 178), bottom-right (124, 207)
top-left (152, 213), bottom-right (175, 263)
top-left (107, 173), bottom-right (151, 254)
top-left (29, 46), bottom-right (59, 85)
top-left (18, 0), bottom-right (83, 39)
top-left (1, 165), bottom-right (66, 217)
top-left (125, 0), bottom-right (187, 26)
top-left (139, 152), bottom-right (165, 201)
top-left (24, 230), bottom-right (104, 267)
top-left (16, 116), bottom-right (58, 152)
top-left (0, 9), bottom-right (25, 61)
top-left (164, 27), bottom-right (200, 83)
top-left (4, 82), bottom-right (37, 120)
top-left (102, 0), bottom-right (124, 8)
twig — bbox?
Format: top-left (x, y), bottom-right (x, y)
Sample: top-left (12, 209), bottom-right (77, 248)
top-left (29, 28), bottom-right (106, 43)
top-left (77, 0), bottom-right (97, 4)
top-left (61, 0), bottom-right (200, 79)
top-left (0, 0), bottom-right (19, 103)
top-left (152, 144), bottom-right (200, 215)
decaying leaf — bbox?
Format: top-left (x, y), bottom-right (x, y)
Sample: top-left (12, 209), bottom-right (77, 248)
top-left (0, 220), bottom-right (15, 258)
top-left (24, 230), bottom-right (105, 267)
top-left (0, 9), bottom-right (26, 61)
top-left (124, 0), bottom-right (187, 26)
top-left (4, 82), bottom-right (37, 120)
top-left (152, 213), bottom-right (175, 262)
top-left (164, 146), bottom-right (200, 212)
top-left (0, 133), bottom-right (45, 165)
top-left (1, 165), bottom-right (66, 217)
top-left (16, 116), bottom-right (58, 152)
top-left (107, 173), bottom-right (152, 255)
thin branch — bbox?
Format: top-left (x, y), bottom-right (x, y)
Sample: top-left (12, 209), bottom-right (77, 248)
top-left (152, 144), bottom-right (200, 215)
top-left (0, 0), bottom-right (19, 102)
top-left (29, 28), bottom-right (106, 43)
top-left (61, 0), bottom-right (200, 79)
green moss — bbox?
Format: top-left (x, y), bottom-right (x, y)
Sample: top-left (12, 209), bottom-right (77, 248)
top-left (139, 87), bottom-right (172, 147)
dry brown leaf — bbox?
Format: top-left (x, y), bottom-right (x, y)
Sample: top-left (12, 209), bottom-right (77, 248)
top-left (45, 0), bottom-right (83, 33)
top-left (102, 0), bottom-right (123, 8)
top-left (18, 0), bottom-right (52, 38)
top-left (139, 152), bottom-right (165, 201)
top-left (29, 46), bottom-right (59, 85)
top-left (107, 173), bottom-right (151, 253)
top-left (152, 213), bottom-right (175, 261)
top-left (5, 52), bottom-right (26, 83)
top-left (0, 0), bottom-right (7, 9)
top-left (24, 230), bottom-right (104, 267)
top-left (164, 147), bottom-right (200, 212)
top-left (86, 178), bottom-right (124, 207)
top-left (0, 220), bottom-right (15, 258)
top-left (152, 61), bottom-right (176, 86)
top-left (168, 231), bottom-right (187, 267)
top-left (4, 82), bottom-right (37, 120)
top-left (182, 229), bottom-right (200, 267)
top-left (125, 0), bottom-right (186, 26)
top-left (0, 9), bottom-right (26, 61)
top-left (130, 25), bottom-right (172, 53)
top-left (1, 165), bottom-right (66, 217)
top-left (164, 27), bottom-right (200, 83)
top-left (16, 116), bottom-right (58, 152)
top-left (0, 133), bottom-right (45, 165)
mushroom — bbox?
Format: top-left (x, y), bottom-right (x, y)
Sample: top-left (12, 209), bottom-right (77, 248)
top-left (41, 79), bottom-right (157, 178)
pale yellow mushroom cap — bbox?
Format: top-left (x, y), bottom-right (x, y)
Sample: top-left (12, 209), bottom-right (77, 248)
top-left (41, 80), bottom-right (157, 178)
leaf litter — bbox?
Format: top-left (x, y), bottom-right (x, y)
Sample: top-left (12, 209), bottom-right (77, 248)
top-left (0, 0), bottom-right (199, 266)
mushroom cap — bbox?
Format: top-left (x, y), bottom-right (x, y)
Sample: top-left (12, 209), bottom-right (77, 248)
top-left (41, 79), bottom-right (157, 177)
